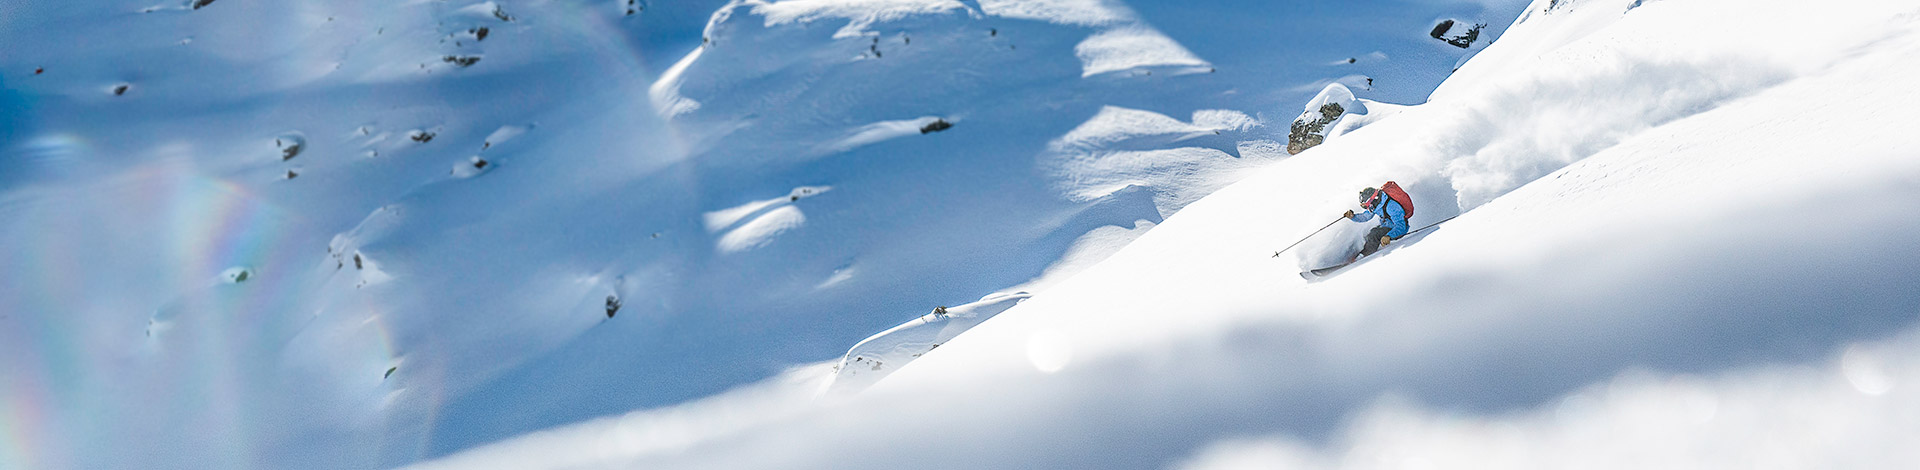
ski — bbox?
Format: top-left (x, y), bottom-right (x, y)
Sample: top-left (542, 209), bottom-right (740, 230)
top-left (1299, 262), bottom-right (1353, 279)
top-left (1287, 212), bottom-right (1463, 279)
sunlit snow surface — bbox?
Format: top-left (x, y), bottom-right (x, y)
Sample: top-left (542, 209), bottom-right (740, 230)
top-left (416, 0), bottom-right (1920, 469)
top-left (0, 0), bottom-right (1521, 468)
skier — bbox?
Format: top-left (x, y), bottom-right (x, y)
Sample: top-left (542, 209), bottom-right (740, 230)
top-left (1343, 181), bottom-right (1414, 258)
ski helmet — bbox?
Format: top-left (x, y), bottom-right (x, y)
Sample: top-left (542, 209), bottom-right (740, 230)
top-left (1358, 187), bottom-right (1379, 206)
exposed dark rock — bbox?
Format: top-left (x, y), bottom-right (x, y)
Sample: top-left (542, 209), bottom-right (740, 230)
top-left (1429, 20), bottom-right (1455, 40)
top-left (34, 68), bottom-right (44, 75)
top-left (285, 170), bottom-right (298, 180)
top-left (354, 253), bottom-right (363, 270)
top-left (112, 84), bottom-right (129, 96)
top-left (471, 27), bottom-right (489, 41)
top-left (920, 119), bottom-right (952, 134)
top-left (605, 295), bottom-right (622, 318)
top-left (1429, 19), bottom-right (1485, 49)
top-left (191, 0), bottom-right (216, 10)
top-left (990, 28), bottom-right (997, 37)
top-left (443, 55), bottom-right (481, 67)
top-left (1447, 24), bottom-right (1483, 48)
top-left (411, 131), bottom-right (435, 143)
top-left (471, 157), bottom-right (488, 169)
top-left (1287, 102), bottom-right (1346, 155)
top-left (492, 5), bottom-right (515, 22)
top-left (384, 366), bottom-right (397, 379)
top-left (277, 134), bottom-right (305, 161)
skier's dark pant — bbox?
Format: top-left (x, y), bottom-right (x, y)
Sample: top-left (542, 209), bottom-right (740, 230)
top-left (1360, 226), bottom-right (1394, 256)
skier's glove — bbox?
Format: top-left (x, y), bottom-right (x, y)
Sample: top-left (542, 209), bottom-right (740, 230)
top-left (1343, 210), bottom-right (1355, 219)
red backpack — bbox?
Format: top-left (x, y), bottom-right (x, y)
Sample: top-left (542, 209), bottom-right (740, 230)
top-left (1378, 181), bottom-right (1413, 220)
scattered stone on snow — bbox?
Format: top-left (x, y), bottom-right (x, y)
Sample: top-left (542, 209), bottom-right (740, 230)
top-left (919, 118), bottom-right (953, 134)
top-left (1428, 19), bottom-right (1485, 49)
top-left (451, 156), bottom-right (492, 178)
top-left (190, 0), bottom-right (216, 10)
top-left (276, 132), bottom-right (306, 161)
top-left (410, 130), bottom-right (436, 143)
top-left (605, 295), bottom-right (622, 318)
top-left (112, 84), bottom-right (129, 96)
top-left (221, 267), bottom-right (252, 283)
top-left (443, 55), bottom-right (481, 67)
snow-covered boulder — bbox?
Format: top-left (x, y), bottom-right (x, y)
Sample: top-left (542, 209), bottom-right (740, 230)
top-left (1428, 18), bottom-right (1485, 49)
top-left (1286, 82), bottom-right (1362, 155)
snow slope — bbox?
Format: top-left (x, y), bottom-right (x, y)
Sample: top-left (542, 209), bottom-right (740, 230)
top-left (823, 291), bottom-right (1030, 395)
top-left (0, 0), bottom-right (1522, 468)
top-left (413, 0), bottom-right (1920, 468)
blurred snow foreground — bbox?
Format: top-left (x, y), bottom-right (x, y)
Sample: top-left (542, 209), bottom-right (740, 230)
top-left (416, 0), bottom-right (1920, 468)
top-left (2, 0), bottom-right (1918, 468)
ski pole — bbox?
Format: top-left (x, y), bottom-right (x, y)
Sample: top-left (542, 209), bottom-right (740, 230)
top-left (1272, 216), bottom-right (1345, 258)
top-left (1406, 213), bottom-right (1463, 236)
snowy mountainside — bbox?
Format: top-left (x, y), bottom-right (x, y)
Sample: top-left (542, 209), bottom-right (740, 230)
top-left (413, 0), bottom-right (1920, 468)
top-left (824, 291), bottom-right (1030, 395)
top-left (0, 0), bottom-right (1521, 468)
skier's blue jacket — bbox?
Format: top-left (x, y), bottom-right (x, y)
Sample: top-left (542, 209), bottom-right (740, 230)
top-left (1350, 198), bottom-right (1410, 238)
